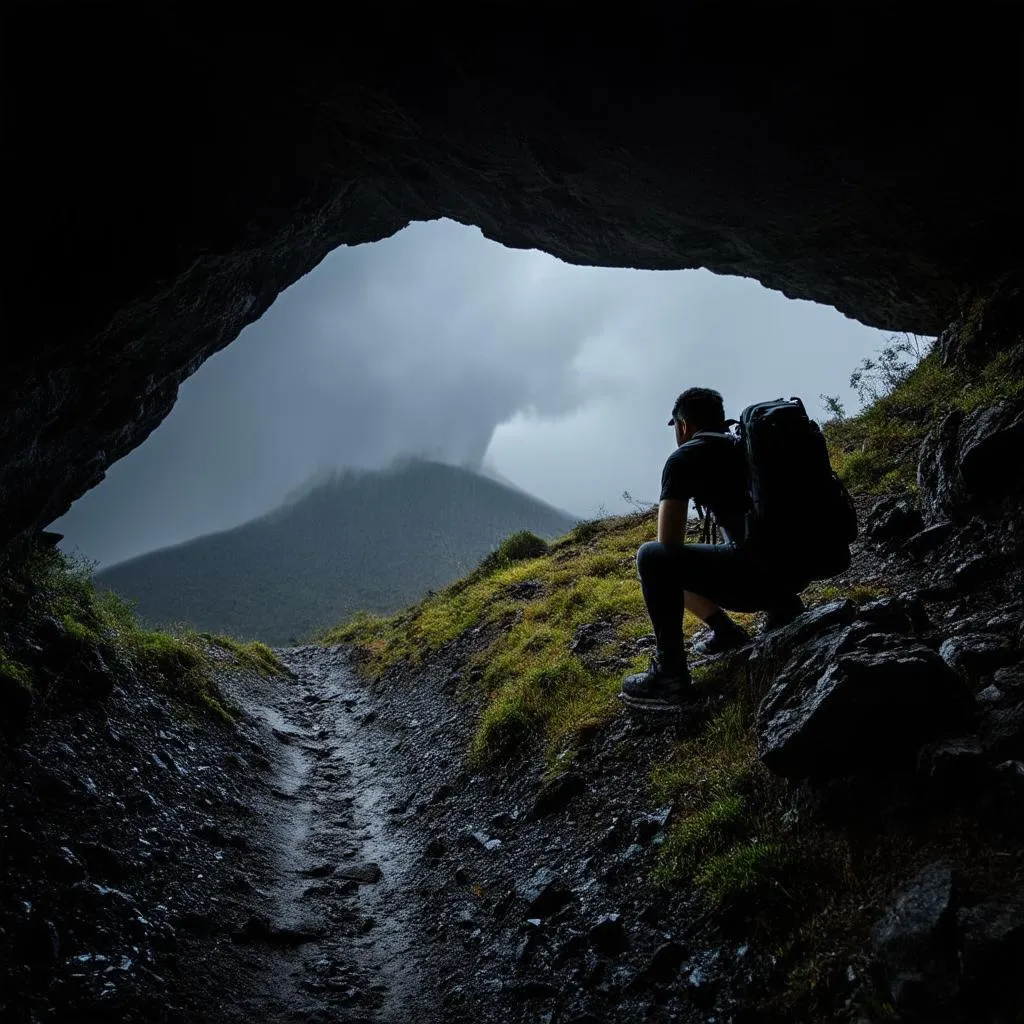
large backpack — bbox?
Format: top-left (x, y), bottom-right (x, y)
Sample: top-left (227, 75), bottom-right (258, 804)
top-left (735, 397), bottom-right (857, 585)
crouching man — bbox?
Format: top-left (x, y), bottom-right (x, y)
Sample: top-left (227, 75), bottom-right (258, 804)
top-left (620, 387), bottom-right (804, 711)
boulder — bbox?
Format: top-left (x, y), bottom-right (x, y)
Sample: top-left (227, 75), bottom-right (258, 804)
top-left (757, 638), bottom-right (970, 779)
top-left (863, 496), bottom-right (924, 545)
top-left (748, 599), bottom-right (858, 685)
top-left (903, 521), bottom-right (955, 557)
top-left (871, 861), bottom-right (959, 1015)
top-left (918, 399), bottom-right (1024, 523)
top-left (939, 632), bottom-right (1018, 685)
top-left (978, 702), bottom-right (1024, 761)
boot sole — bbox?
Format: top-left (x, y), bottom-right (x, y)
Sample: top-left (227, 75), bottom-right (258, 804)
top-left (617, 691), bottom-right (695, 715)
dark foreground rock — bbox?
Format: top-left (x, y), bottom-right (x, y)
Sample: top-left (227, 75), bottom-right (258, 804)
top-left (871, 861), bottom-right (959, 1016)
top-left (757, 638), bottom-right (971, 778)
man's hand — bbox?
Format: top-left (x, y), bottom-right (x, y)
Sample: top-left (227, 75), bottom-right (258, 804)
top-left (657, 499), bottom-right (688, 544)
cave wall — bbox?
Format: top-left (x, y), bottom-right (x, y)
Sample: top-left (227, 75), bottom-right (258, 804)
top-left (4, 8), bottom-right (1022, 559)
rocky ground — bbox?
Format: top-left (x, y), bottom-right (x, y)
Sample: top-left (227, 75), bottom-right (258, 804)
top-left (2, 489), bottom-right (1023, 1023)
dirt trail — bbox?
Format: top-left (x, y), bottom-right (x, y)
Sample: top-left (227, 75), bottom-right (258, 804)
top-left (217, 644), bottom-right (436, 1023)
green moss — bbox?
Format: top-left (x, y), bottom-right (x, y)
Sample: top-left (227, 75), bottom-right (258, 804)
top-left (0, 646), bottom-right (34, 693)
top-left (804, 581), bottom-right (888, 606)
top-left (131, 629), bottom-right (236, 723)
top-left (201, 634), bottom-right (290, 677)
top-left (695, 840), bottom-right (787, 908)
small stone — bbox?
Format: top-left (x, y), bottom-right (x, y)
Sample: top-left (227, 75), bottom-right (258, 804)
top-left (588, 913), bottom-right (627, 954)
top-left (424, 837), bottom-right (447, 860)
top-left (299, 863), bottom-right (335, 878)
top-left (337, 862), bottom-right (382, 884)
top-left (516, 868), bottom-right (572, 918)
top-left (530, 772), bottom-right (586, 819)
top-left (646, 941), bottom-right (685, 979)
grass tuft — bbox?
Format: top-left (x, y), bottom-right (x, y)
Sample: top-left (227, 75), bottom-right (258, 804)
top-left (201, 633), bottom-right (291, 677)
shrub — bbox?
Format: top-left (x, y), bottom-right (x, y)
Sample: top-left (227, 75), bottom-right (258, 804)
top-left (477, 531), bottom-right (549, 575)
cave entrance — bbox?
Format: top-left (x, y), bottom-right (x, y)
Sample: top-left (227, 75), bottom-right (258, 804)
top-left (54, 218), bottom-right (902, 575)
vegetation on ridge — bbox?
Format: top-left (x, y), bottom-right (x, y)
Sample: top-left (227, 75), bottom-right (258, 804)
top-left (0, 548), bottom-right (289, 728)
top-left (823, 325), bottom-right (1023, 494)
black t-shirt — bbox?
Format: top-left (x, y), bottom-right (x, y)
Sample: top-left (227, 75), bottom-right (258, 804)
top-left (659, 431), bottom-right (748, 545)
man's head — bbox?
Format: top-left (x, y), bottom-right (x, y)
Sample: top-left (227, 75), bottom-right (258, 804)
top-left (668, 387), bottom-right (726, 445)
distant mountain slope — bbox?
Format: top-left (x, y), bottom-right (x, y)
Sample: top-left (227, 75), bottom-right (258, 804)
top-left (94, 460), bottom-right (578, 644)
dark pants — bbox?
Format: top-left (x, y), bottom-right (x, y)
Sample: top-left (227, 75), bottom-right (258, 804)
top-left (636, 541), bottom-right (799, 673)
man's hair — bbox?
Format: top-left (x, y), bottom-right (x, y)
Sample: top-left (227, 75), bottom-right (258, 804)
top-left (672, 387), bottom-right (726, 430)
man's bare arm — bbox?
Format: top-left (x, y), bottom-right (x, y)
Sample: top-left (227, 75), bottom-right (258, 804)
top-left (657, 499), bottom-right (688, 544)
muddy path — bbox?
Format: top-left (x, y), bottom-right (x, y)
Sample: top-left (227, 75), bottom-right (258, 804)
top-left (215, 644), bottom-right (440, 1022)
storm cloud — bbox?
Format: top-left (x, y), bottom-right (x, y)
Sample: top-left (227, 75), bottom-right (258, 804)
top-left (54, 219), bottom-right (895, 567)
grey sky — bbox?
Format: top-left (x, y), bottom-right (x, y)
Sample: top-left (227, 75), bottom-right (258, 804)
top-left (54, 219), bottom-right (894, 567)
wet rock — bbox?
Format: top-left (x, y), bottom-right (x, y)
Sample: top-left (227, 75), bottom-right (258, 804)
top-left (430, 782), bottom-right (455, 804)
top-left (749, 600), bottom-right (857, 678)
top-left (952, 553), bottom-right (997, 589)
top-left (634, 807), bottom-right (671, 845)
top-left (918, 399), bottom-right (1024, 523)
top-left (516, 868), bottom-right (572, 918)
top-left (79, 841), bottom-right (130, 880)
top-left (758, 640), bottom-right (970, 779)
top-left (864, 495), bottom-right (924, 545)
top-left (530, 772), bottom-right (586, 819)
top-left (871, 861), bottom-right (959, 1014)
top-left (336, 862), bottom-right (382, 884)
top-left (917, 736), bottom-right (984, 788)
top-left (903, 521), bottom-right (955, 557)
top-left (993, 664), bottom-right (1024, 693)
top-left (517, 979), bottom-right (559, 999)
top-left (233, 914), bottom-right (323, 945)
top-left (958, 898), bottom-right (1024, 988)
top-left (554, 931), bottom-right (588, 965)
top-left (645, 940), bottom-right (686, 980)
top-left (127, 788), bottom-right (160, 813)
top-left (940, 632), bottom-right (1018, 684)
top-left (588, 913), bottom-right (627, 955)
top-left (681, 948), bottom-right (724, 1008)
top-left (299, 863), bottom-right (335, 878)
top-left (978, 702), bottom-right (1024, 760)
top-left (857, 595), bottom-right (928, 635)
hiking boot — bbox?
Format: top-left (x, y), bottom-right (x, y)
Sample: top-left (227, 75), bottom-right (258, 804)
top-left (763, 595), bottom-right (805, 633)
top-left (619, 657), bottom-right (693, 710)
top-left (691, 625), bottom-right (751, 658)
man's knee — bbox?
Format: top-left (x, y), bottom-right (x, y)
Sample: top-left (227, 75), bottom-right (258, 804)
top-left (636, 540), bottom-right (667, 579)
